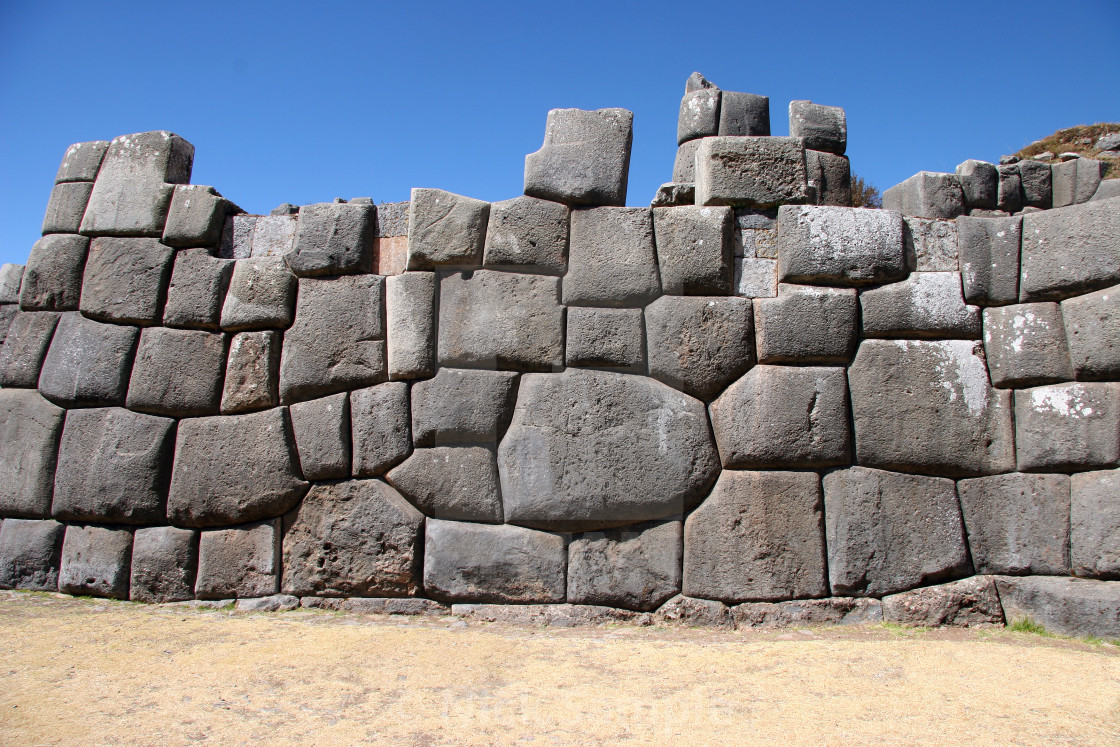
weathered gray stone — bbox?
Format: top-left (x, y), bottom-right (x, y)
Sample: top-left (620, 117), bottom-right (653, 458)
top-left (982, 303), bottom-right (1074, 387)
top-left (58, 524), bottom-right (132, 599)
top-left (1020, 199), bottom-right (1120, 301)
top-left (718, 91), bottom-right (769, 137)
top-left (709, 365), bottom-right (850, 469)
top-left (957, 215), bottom-right (1021, 306)
top-left (694, 136), bottom-right (809, 208)
top-left (685, 71), bottom-right (716, 92)
top-left (958, 473), bottom-right (1070, 576)
top-left (129, 526), bottom-right (198, 603)
top-left (79, 237), bottom-right (174, 325)
top-left (482, 196), bottom-right (569, 274)
top-left (279, 275), bottom-right (385, 403)
top-left (0, 390), bottom-right (63, 519)
top-left (824, 467), bottom-right (970, 597)
top-left (286, 202), bottom-right (375, 276)
top-left (1014, 383), bottom-right (1120, 471)
top-left (126, 327), bottom-right (226, 417)
top-left (882, 576), bottom-right (1004, 627)
top-left (161, 249), bottom-right (233, 330)
top-left (281, 479), bottom-right (424, 597)
top-left (167, 408), bottom-right (310, 527)
top-left (452, 603), bottom-right (638, 626)
top-left (195, 519), bottom-right (280, 599)
top-left (1098, 133), bottom-right (1120, 151)
top-left (644, 295), bottom-right (754, 400)
top-left (235, 594), bottom-right (299, 611)
top-left (564, 207), bottom-right (659, 307)
top-left (0, 264), bottom-right (23, 304)
top-left (1052, 157), bottom-right (1104, 207)
top-left (438, 270), bottom-right (563, 371)
top-left (789, 100), bottom-right (846, 155)
top-left (498, 369), bottom-right (719, 530)
top-left (219, 256), bottom-right (297, 331)
top-left (655, 595), bottom-right (731, 627)
top-left (904, 217), bottom-right (959, 272)
top-left (684, 470), bottom-right (827, 603)
top-left (652, 205), bottom-right (733, 295)
top-left (860, 272), bottom-right (981, 339)
top-left (386, 272), bottom-right (435, 380)
top-left (524, 108), bottom-right (633, 207)
top-left (564, 306), bottom-right (644, 371)
top-left (733, 257), bottom-right (777, 297)
top-left (995, 575), bottom-right (1120, 639)
top-left (375, 201), bottom-right (409, 238)
top-left (955, 160), bottom-right (998, 210)
top-left (411, 368), bottom-right (518, 446)
top-left (0, 304), bottom-right (14, 344)
top-left (996, 164), bottom-right (1023, 213)
top-left (672, 139), bottom-right (702, 183)
top-left (386, 446), bottom-right (502, 523)
top-left (753, 284), bottom-right (857, 364)
top-left (218, 214), bottom-right (299, 260)
top-left (423, 519), bottom-right (565, 603)
top-left (1061, 286), bottom-right (1120, 380)
top-left (20, 235), bottom-right (89, 311)
top-left (289, 392), bottom-right (351, 481)
top-left (404, 189), bottom-right (489, 270)
top-left (1091, 180), bottom-right (1120, 202)
top-left (804, 150), bottom-right (851, 207)
top-left (162, 185), bottom-right (235, 248)
top-left (38, 313), bottom-right (138, 407)
top-left (650, 182), bottom-right (695, 208)
top-left (0, 519), bottom-right (63, 590)
top-left (677, 88), bottom-right (721, 144)
top-left (1018, 160), bottom-right (1053, 209)
top-left (849, 340), bottom-right (1015, 476)
top-left (776, 205), bottom-right (906, 286)
top-left (731, 598), bottom-right (883, 629)
top-left (0, 311), bottom-right (60, 387)
top-left (41, 181), bottom-right (94, 234)
top-left (350, 382), bottom-right (411, 478)
top-left (305, 597), bottom-right (448, 615)
top-left (1072, 469), bottom-right (1120, 578)
top-left (882, 172), bottom-right (966, 219)
top-left (220, 330), bottom-right (280, 414)
top-left (54, 140), bottom-right (109, 183)
top-left (567, 520), bottom-right (681, 612)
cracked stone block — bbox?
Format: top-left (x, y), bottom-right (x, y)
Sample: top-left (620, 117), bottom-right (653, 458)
top-left (162, 185), bottom-right (236, 248)
top-left (411, 368), bottom-right (518, 447)
top-left (0, 311), bottom-right (60, 387)
top-left (41, 182), bottom-right (94, 234)
top-left (350, 382), bottom-right (411, 478)
top-left (694, 136), bottom-right (809, 208)
top-left (955, 160), bottom-right (998, 210)
top-left (79, 237), bottom-right (174, 325)
top-left (567, 520), bottom-right (681, 612)
top-left (718, 91), bottom-right (769, 137)
top-left (195, 519), bottom-right (280, 599)
top-left (126, 327), bottom-right (226, 417)
top-left (731, 598), bottom-right (883, 629)
top-left (289, 392), bottom-right (351, 481)
top-left (219, 256), bottom-right (297, 331)
top-left (286, 202), bottom-right (375, 276)
top-left (860, 272), bottom-right (981, 339)
top-left (777, 205), bottom-right (906, 286)
top-left (1052, 157), bottom-right (1104, 208)
top-left (805, 150), bottom-right (851, 206)
top-left (982, 303), bottom-right (1074, 387)
top-left (904, 217), bottom-right (959, 272)
top-left (1018, 160), bottom-right (1053, 209)
top-left (652, 205), bottom-right (733, 295)
top-left (220, 330), bottom-right (280, 414)
top-left (882, 172), bottom-right (966, 219)
top-left (1062, 286), bottom-right (1120, 380)
top-left (650, 182), bottom-right (695, 207)
top-left (482, 196), bottom-right (569, 274)
top-left (957, 215), bottom-right (1022, 306)
top-left (0, 519), bottom-right (64, 591)
top-left (564, 207), bottom-right (660, 307)
top-left (564, 306), bottom-right (644, 371)
top-left (524, 107), bottom-right (633, 207)
top-left (734, 257), bottom-right (777, 297)
top-left (788, 100), bottom-right (846, 155)
top-left (1020, 200), bottom-right (1120, 301)
top-left (54, 141), bottom-right (109, 183)
top-left (994, 576), bottom-right (1120, 639)
top-left (38, 313), bottom-right (138, 407)
top-left (58, 524), bottom-right (133, 599)
top-left (882, 576), bottom-right (1004, 627)
top-left (385, 272), bottom-right (435, 380)
top-left (1014, 383), bottom-right (1120, 471)
top-left (20, 234), bottom-right (89, 312)
top-left (129, 526), bottom-right (198, 603)
top-left (386, 446), bottom-right (502, 523)
top-left (672, 139), bottom-right (702, 183)
top-left (678, 88), bottom-right (721, 144)
top-left (405, 189), bottom-right (489, 270)
top-left (1072, 469), bottom-right (1120, 579)
top-left (753, 284), bottom-right (857, 364)
top-left (162, 249), bottom-right (233, 330)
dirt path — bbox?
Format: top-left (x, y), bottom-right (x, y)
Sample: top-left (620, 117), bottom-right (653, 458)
top-left (1, 592), bottom-right (1118, 746)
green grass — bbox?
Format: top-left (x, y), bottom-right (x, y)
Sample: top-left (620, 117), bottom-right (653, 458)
top-left (1008, 616), bottom-right (1053, 637)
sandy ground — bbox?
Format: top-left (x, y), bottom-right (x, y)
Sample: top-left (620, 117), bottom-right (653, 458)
top-left (1, 592), bottom-right (1119, 746)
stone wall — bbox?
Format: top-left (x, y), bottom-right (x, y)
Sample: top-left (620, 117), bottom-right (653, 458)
top-left (1, 73), bottom-right (1119, 638)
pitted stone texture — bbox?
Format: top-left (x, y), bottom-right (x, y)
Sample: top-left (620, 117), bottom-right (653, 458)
top-left (996, 164), bottom-right (1023, 213)
top-left (0, 264), bottom-right (23, 303)
top-left (55, 140), bottom-right (109, 183)
top-left (684, 470), bottom-right (827, 604)
top-left (652, 206), bottom-right (733, 295)
top-left (1062, 286), bottom-right (1120, 380)
top-left (438, 270), bottom-right (563, 371)
top-left (957, 215), bottom-right (1021, 306)
top-left (848, 340), bottom-right (1015, 477)
top-left (655, 595), bottom-right (731, 627)
top-left (52, 407), bottom-right (174, 525)
top-left (0, 519), bottom-right (63, 590)
top-left (221, 331), bottom-right (280, 414)
top-left (80, 131), bottom-right (193, 237)
top-left (350, 382), bottom-right (411, 478)
top-left (483, 196), bottom-right (569, 274)
top-left (0, 305), bottom-right (14, 344)
top-left (694, 136), bottom-right (809, 208)
top-left (412, 368), bottom-right (518, 447)
top-left (289, 392), bottom-right (351, 481)
top-left (776, 205), bottom-right (906, 286)
top-left (685, 71), bottom-right (717, 92)
top-left (37, 313), bottom-right (137, 407)
top-left (162, 249), bottom-right (233, 330)
top-left (982, 303), bottom-right (1074, 388)
top-left (731, 598), bottom-right (883, 629)
top-left (218, 214), bottom-right (299, 260)
top-left (788, 100), bottom-right (846, 155)
top-left (564, 207), bottom-right (659, 307)
top-left (804, 150), bottom-right (851, 207)
top-left (386, 446), bottom-right (502, 523)
top-left (219, 256), bottom-right (297, 331)
top-left (955, 160), bottom-right (998, 210)
top-left (195, 519), bottom-right (280, 599)
top-left (129, 527), bottom-right (198, 603)
top-left (1052, 157), bottom-right (1104, 208)
top-left (882, 576), bottom-right (1004, 627)
top-left (162, 185), bottom-right (234, 249)
top-left (375, 201), bottom-right (409, 238)
top-left (567, 520), bottom-right (681, 612)
top-left (20, 235), bottom-right (89, 312)
top-left (0, 390), bottom-right (63, 519)
top-left (644, 296), bottom-right (754, 401)
top-left (281, 479), bottom-right (424, 597)
top-left (718, 92), bottom-right (769, 137)
top-left (677, 88), bottom-right (721, 144)
top-left (564, 307), bottom-right (644, 371)
top-left (524, 108), bottom-right (632, 207)
top-left (287, 202), bottom-right (375, 276)
top-left (904, 217), bottom-right (959, 272)
top-left (1014, 383), bottom-right (1120, 471)
top-left (672, 139), bottom-right (702, 183)
top-left (498, 369), bottom-right (719, 531)
top-left (1020, 200), bottom-right (1120, 301)
top-left (860, 272), bottom-right (981, 339)
top-left (79, 237), bottom-right (174, 325)
top-left (734, 257), bottom-right (777, 297)
top-left (0, 311), bottom-right (60, 387)
top-left (1072, 469), bottom-right (1120, 578)
top-left (280, 275), bottom-right (385, 403)
top-left (709, 365), bottom-right (850, 469)
top-left (1018, 160), bottom-right (1053, 209)
top-left (995, 576), bottom-right (1120, 639)
top-left (754, 284), bottom-right (857, 364)
top-left (127, 327), bottom-right (226, 417)
top-left (882, 172), bottom-right (966, 219)
top-left (423, 519), bottom-right (565, 604)
top-left (650, 183), bottom-right (695, 208)
top-left (167, 408), bottom-right (310, 528)
top-left (58, 524), bottom-right (133, 599)
top-left (386, 272), bottom-right (435, 380)
top-left (451, 603), bottom-right (636, 626)
top-left (42, 182), bottom-right (94, 234)
top-left (824, 467), bottom-right (970, 597)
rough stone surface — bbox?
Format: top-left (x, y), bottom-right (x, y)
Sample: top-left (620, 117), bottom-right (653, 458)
top-left (1071, 469), bottom-right (1120, 578)
top-left (564, 307), bottom-right (644, 371)
top-left (957, 215), bottom-right (1021, 306)
top-left (955, 160), bottom-right (998, 210)
top-left (0, 311), bottom-right (60, 387)
top-left (236, 594), bottom-right (300, 612)
top-left (1014, 383), bottom-right (1120, 471)
top-left (58, 524), bottom-right (133, 599)
top-left (499, 369), bottom-right (719, 531)
top-left (220, 330), bottom-right (280, 414)
top-left (982, 303), bottom-right (1074, 387)
top-left (126, 327), bottom-right (226, 417)
top-left (860, 272), bottom-right (981, 339)
top-left (524, 108), bottom-right (633, 207)
top-left (881, 172), bottom-right (966, 219)
top-left (718, 91), bottom-right (769, 137)
top-left (1018, 160), bottom-right (1053, 209)
top-left (804, 150), bottom-right (851, 206)
top-left (882, 576), bottom-right (1005, 627)
top-left (218, 214), bottom-right (298, 260)
top-left (38, 313), bottom-right (138, 407)
top-left (733, 257), bottom-right (777, 297)
top-left (753, 284), bottom-right (857, 364)
top-left (649, 182), bottom-right (695, 207)
top-left (0, 519), bottom-right (62, 591)
top-left (161, 248), bottom-right (233, 330)
top-left (42, 182), bottom-right (94, 234)
top-left (289, 392), bottom-right (351, 481)
top-left (302, 597), bottom-right (448, 615)
top-left (219, 256), bottom-right (297, 331)
top-left (195, 520), bottom-right (280, 599)
top-left (54, 140), bottom-right (109, 183)
top-left (375, 201), bottom-right (409, 238)
top-left (79, 237), bottom-right (174, 325)
top-left (129, 526), bottom-right (198, 603)
top-left (386, 272), bottom-right (435, 380)
top-left (644, 296), bottom-right (754, 400)
top-left (694, 136), bottom-right (809, 208)
top-left (288, 202), bottom-right (375, 276)
top-left (677, 88), bottom-right (721, 144)
top-left (904, 217), bottom-right (959, 272)
top-left (0, 264), bottom-right (23, 304)
top-left (0, 391), bottom-right (63, 519)
top-left (731, 598), bottom-right (883, 629)
top-left (685, 71), bottom-right (716, 92)
top-left (19, 235), bottom-right (89, 312)
top-left (652, 206), bottom-right (733, 295)
top-left (1062, 286), bottom-right (1120, 380)
top-left (350, 382), bottom-right (411, 478)
top-left (1020, 200), bottom-right (1120, 301)
top-left (788, 100), bottom-right (846, 155)
top-left (996, 164), bottom-right (1023, 213)
top-left (386, 446), bottom-right (502, 523)
top-left (564, 207), bottom-right (660, 307)
top-left (1091, 180), bottom-right (1120, 202)
top-left (412, 368), bottom-right (519, 446)
top-left (655, 595), bottom-right (731, 627)
top-left (281, 479), bottom-right (424, 597)
top-left (162, 185), bottom-right (234, 248)
top-left (672, 139), bottom-right (702, 183)
top-left (1052, 157), bottom-right (1103, 208)
top-left (482, 196), bottom-right (569, 274)
top-left (567, 520), bottom-right (681, 612)
top-left (995, 575), bottom-right (1120, 639)
top-left (776, 205), bottom-right (906, 286)
top-left (452, 603), bottom-right (638, 626)
top-left (958, 473), bottom-right (1070, 576)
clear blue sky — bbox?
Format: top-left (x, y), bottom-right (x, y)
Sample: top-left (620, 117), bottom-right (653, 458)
top-left (2, 1), bottom-right (1118, 266)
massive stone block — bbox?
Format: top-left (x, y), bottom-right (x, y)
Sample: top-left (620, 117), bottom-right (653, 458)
top-left (220, 330), bottom-right (280, 414)
top-left (287, 202), bottom-right (375, 275)
top-left (129, 526), bottom-right (198, 603)
top-left (652, 205), bottom-right (733, 295)
top-left (1018, 159), bottom-right (1053, 209)
top-left (788, 100), bottom-right (846, 155)
top-left (38, 313), bottom-right (138, 407)
top-left (753, 284), bottom-right (857, 364)
top-left (483, 195), bottom-right (569, 274)
top-left (694, 136), bottom-right (809, 207)
top-left (881, 172), bottom-right (966, 219)
top-left (0, 390), bottom-right (63, 519)
top-left (567, 520), bottom-right (681, 612)
top-left (20, 234), bottom-right (89, 311)
top-left (1020, 199), bottom-right (1120, 301)
top-left (996, 163), bottom-right (1023, 213)
top-left (0, 519), bottom-right (63, 591)
top-left (0, 263), bottom-right (24, 303)
top-left (982, 303), bottom-right (1074, 387)
top-left (1014, 383), bottom-right (1120, 471)
top-left (350, 382), bottom-right (411, 478)
top-left (848, 340), bottom-right (1015, 477)
top-left (423, 519), bottom-right (566, 603)
top-left (195, 519), bottom-right (280, 599)
top-left (386, 272), bottom-right (435, 380)
top-left (732, 597), bottom-right (883, 629)
top-left (58, 524), bottom-right (133, 599)
top-left (564, 207), bottom-right (660, 307)
top-left (957, 215), bottom-right (1022, 306)
top-left (281, 479), bottom-right (424, 597)
top-left (524, 107), bottom-right (633, 207)
top-left (438, 270), bottom-right (563, 371)
top-left (672, 139), bottom-right (702, 183)
top-left (411, 368), bottom-right (519, 446)
top-left (0, 311), bottom-right (60, 387)
top-left (734, 257), bottom-right (777, 297)
top-left (882, 576), bottom-right (1004, 627)
top-left (167, 408), bottom-right (310, 527)
top-left (498, 369), bottom-right (719, 531)
top-left (709, 365), bottom-right (850, 469)
top-left (995, 576), bottom-right (1120, 639)
top-left (219, 214), bottom-right (298, 259)
top-left (162, 248), bottom-right (233, 330)
top-left (126, 327), bottom-right (226, 417)
top-left (1051, 157), bottom-right (1103, 208)
top-left (564, 307), bottom-right (644, 371)
top-left (718, 91), bottom-right (769, 137)
top-left (162, 185), bottom-right (235, 249)
top-left (1071, 469), bottom-right (1120, 578)
top-left (1062, 286), bottom-right (1120, 380)
top-left (678, 88), bottom-right (721, 144)
top-left (644, 296), bottom-right (754, 400)
top-left (54, 140), bottom-right (109, 183)
top-left (289, 392), bottom-right (351, 481)
top-left (684, 470), bottom-right (828, 603)
top-left (804, 150), bottom-right (851, 207)
top-left (42, 181), bottom-right (94, 234)
top-left (904, 217), bottom-right (959, 272)
top-left (219, 256), bottom-right (297, 331)
top-left (860, 272), bottom-right (981, 339)
top-left (776, 205), bottom-right (906, 286)
top-left (955, 160), bottom-right (998, 210)
top-left (386, 446), bottom-right (502, 523)
top-left (79, 237), bottom-right (174, 326)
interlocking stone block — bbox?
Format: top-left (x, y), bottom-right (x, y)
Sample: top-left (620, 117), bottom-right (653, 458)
top-left (1014, 383), bottom-right (1120, 471)
top-left (995, 576), bottom-right (1120, 639)
top-left (650, 182), bottom-right (695, 208)
top-left (567, 520), bottom-right (681, 612)
top-left (1020, 200), bottom-right (1120, 301)
top-left (1062, 286), bottom-right (1120, 380)
top-left (0, 304), bottom-right (14, 344)
top-left (218, 214), bottom-right (299, 259)
top-left (41, 181), bottom-right (94, 234)
top-left (162, 248), bottom-right (233, 330)
top-left (860, 272), bottom-right (981, 339)
top-left (882, 576), bottom-right (1004, 627)
top-left (1092, 180), bottom-right (1120, 202)
top-left (789, 100), bottom-right (846, 154)
top-left (404, 189), bottom-right (489, 270)
top-left (411, 368), bottom-right (518, 447)
top-left (375, 201), bottom-right (409, 238)
top-left (58, 524), bottom-right (133, 599)
top-left (672, 139), bottom-right (702, 183)
top-left (195, 519), bottom-right (280, 599)
top-left (129, 526), bottom-right (198, 603)
top-left (349, 382), bottom-right (411, 478)
top-left (289, 392), bottom-right (351, 481)
top-left (882, 172), bottom-right (966, 219)
top-left (957, 215), bottom-right (1021, 306)
top-left (451, 603), bottom-right (634, 625)
top-left (1072, 469), bottom-right (1120, 578)
top-left (718, 91), bottom-right (769, 137)
top-left (79, 237), bottom-right (174, 325)
top-left (126, 327), bottom-right (226, 417)
top-left (0, 519), bottom-right (63, 590)
top-left (694, 136), bottom-right (809, 208)
top-left (54, 140), bottom-right (109, 183)
top-left (731, 598), bottom-right (883, 629)
top-left (38, 313), bottom-right (138, 407)
top-left (483, 196), bottom-right (569, 274)
top-left (423, 519), bottom-right (566, 604)
top-left (282, 479), bottom-right (424, 597)
top-left (848, 340), bottom-right (1015, 477)
top-left (904, 217), bottom-right (958, 272)
top-left (1018, 160), bottom-right (1053, 209)
top-left (709, 365), bottom-right (850, 469)
top-left (219, 256), bottom-right (297, 331)
top-left (0, 263), bottom-right (23, 303)
top-left (438, 270), bottom-right (563, 371)
top-left (525, 107), bottom-right (633, 207)
top-left (753, 284), bottom-right (857, 364)
top-left (733, 257), bottom-right (777, 297)
top-left (958, 473), bottom-right (1070, 576)
top-left (804, 150), bottom-right (851, 206)
top-left (0, 311), bottom-right (60, 387)
top-left (20, 235), bottom-right (89, 312)
top-left (386, 272), bottom-right (435, 380)
top-left (0, 390), bottom-right (63, 519)
top-left (955, 160), bottom-right (998, 210)
top-left (386, 446), bottom-right (502, 523)
top-left (996, 164), bottom-right (1023, 213)
top-left (677, 88), bottom-right (721, 144)
top-left (776, 205), bottom-right (906, 286)
top-left (684, 470), bottom-right (827, 603)
top-left (656, 595), bottom-right (731, 627)
top-left (1052, 157), bottom-right (1104, 207)
top-left (162, 185), bottom-right (235, 248)
top-left (286, 202), bottom-right (375, 276)
top-left (652, 206), bottom-right (733, 295)
top-left (221, 330), bottom-right (280, 414)
top-left (564, 306), bottom-right (644, 371)
top-left (167, 408), bottom-right (310, 527)
top-left (982, 303), bottom-right (1074, 387)
top-left (564, 207), bottom-right (660, 307)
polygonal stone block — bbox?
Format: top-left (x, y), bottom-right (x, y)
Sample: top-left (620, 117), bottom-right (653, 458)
top-left (285, 202), bottom-right (375, 276)
top-left (195, 519), bottom-right (279, 599)
top-left (958, 473), bottom-right (1070, 576)
top-left (20, 234), bottom-right (89, 312)
top-left (524, 107), bottom-right (632, 207)
top-left (218, 214), bottom-right (298, 260)
top-left (386, 446), bottom-right (502, 523)
top-left (220, 330), bottom-right (280, 414)
top-left (129, 526), bottom-right (198, 603)
top-left (652, 205), bottom-right (733, 295)
top-left (126, 327), bottom-right (226, 417)
top-left (678, 88), bottom-right (721, 144)
top-left (482, 195), bottom-right (569, 274)
top-left (37, 313), bottom-right (138, 407)
top-left (694, 136), bottom-right (809, 208)
top-left (161, 248), bottom-right (233, 330)
top-left (1020, 200), bottom-right (1120, 301)
top-left (656, 595), bottom-right (731, 627)
top-left (0, 519), bottom-right (63, 590)
top-left (564, 306), bottom-right (644, 371)
top-left (982, 303), bottom-right (1074, 387)
top-left (957, 215), bottom-right (1021, 306)
top-left (753, 284), bottom-right (857, 364)
top-left (996, 164), bottom-right (1023, 213)
top-left (54, 141), bottom-right (109, 183)
top-left (0, 311), bottom-right (60, 387)
top-left (41, 182), bottom-right (94, 234)
top-left (162, 185), bottom-right (235, 249)
top-left (732, 597), bottom-right (883, 629)
top-left (58, 524), bottom-right (133, 599)
top-left (881, 576), bottom-right (1004, 627)
top-left (289, 392), bottom-right (351, 481)
top-left (672, 139), bottom-right (702, 183)
top-left (1072, 469), bottom-right (1120, 579)
top-left (567, 520), bottom-right (681, 612)
top-left (1052, 157), bottom-right (1104, 208)
top-left (1018, 160), bottom-right (1053, 209)
top-left (650, 182), bottom-right (695, 207)
top-left (350, 382), bottom-right (411, 478)
top-left (805, 150), bottom-right (851, 206)
top-left (882, 172), bottom-right (966, 219)
top-left (788, 100), bottom-right (846, 155)
top-left (1062, 286), bottom-right (1120, 380)
top-left (0, 390), bottom-right (64, 519)
top-left (385, 272), bottom-right (435, 380)
top-left (0, 264), bottom-right (23, 304)
top-left (994, 576), bottom-right (1120, 639)
top-left (564, 207), bottom-right (660, 307)
top-left (904, 217), bottom-right (958, 272)
top-left (79, 237), bottom-right (174, 325)
top-left (955, 160), bottom-right (998, 210)
top-left (860, 272), bottom-right (981, 339)
top-left (776, 205), bottom-right (906, 286)
top-left (733, 257), bottom-right (777, 297)
top-left (718, 91), bottom-right (769, 137)
top-left (405, 189), bottom-right (489, 270)
top-left (1014, 383), bottom-right (1120, 471)
top-left (219, 256), bottom-right (297, 331)
top-left (411, 368), bottom-right (518, 447)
